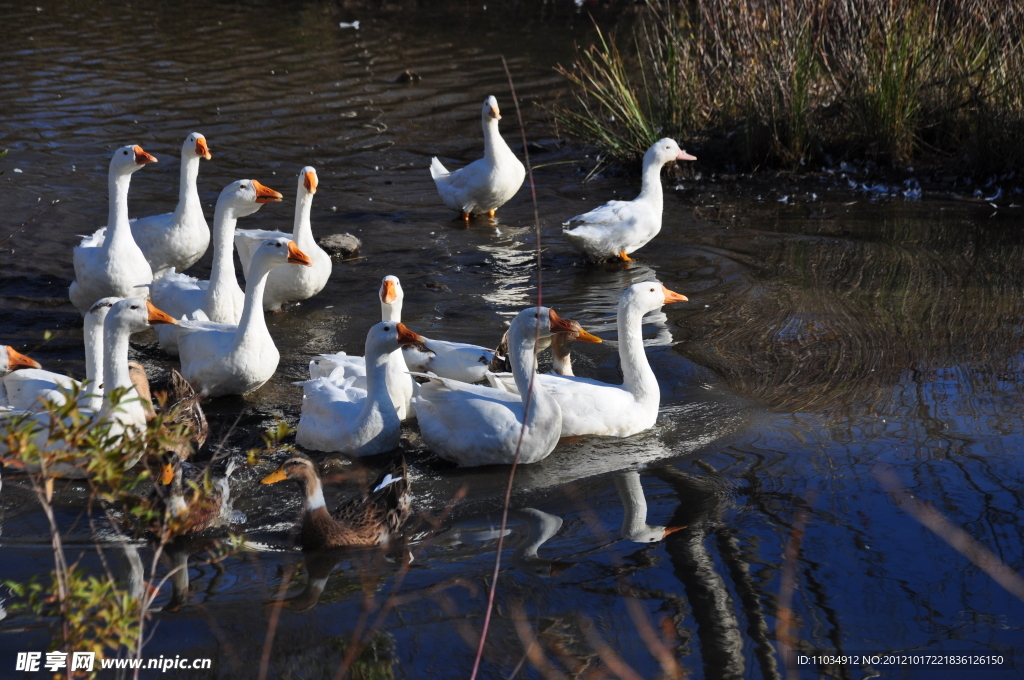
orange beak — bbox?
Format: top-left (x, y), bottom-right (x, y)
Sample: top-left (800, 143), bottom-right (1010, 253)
top-left (133, 146), bottom-right (158, 165)
top-left (160, 461), bottom-right (175, 485)
top-left (195, 137), bottom-right (212, 160)
top-left (286, 241), bottom-right (313, 266)
top-left (663, 525), bottom-right (687, 537)
top-left (381, 279), bottom-right (398, 304)
top-left (261, 467), bottom-right (288, 484)
top-left (676, 150), bottom-right (697, 161)
top-left (662, 286), bottom-right (689, 304)
top-left (146, 301), bottom-right (178, 325)
top-left (575, 328), bottom-right (602, 343)
top-left (252, 180), bottom-right (283, 203)
top-left (303, 170), bottom-right (318, 194)
top-left (548, 308), bottom-right (578, 334)
top-left (6, 347), bottom-right (41, 370)
top-left (488, 106), bottom-right (501, 120)
top-left (395, 323), bottom-right (425, 344)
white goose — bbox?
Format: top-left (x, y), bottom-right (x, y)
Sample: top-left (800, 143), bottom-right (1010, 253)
top-left (234, 167), bottom-right (332, 312)
top-left (177, 238), bottom-right (312, 397)
top-left (296, 321), bottom-right (423, 455)
top-left (1, 298), bottom-right (115, 413)
top-left (308, 276), bottom-right (416, 420)
top-left (614, 471), bottom-right (684, 543)
top-left (411, 307), bottom-right (583, 467)
top-left (0, 346), bottom-right (42, 410)
top-left (402, 333), bottom-right (496, 384)
top-left (486, 283), bottom-right (687, 437)
top-left (130, 132), bottom-right (212, 278)
top-left (151, 179), bottom-right (282, 354)
top-left (563, 138), bottom-right (696, 261)
top-left (430, 95), bottom-right (526, 221)
top-left (69, 145), bottom-right (158, 314)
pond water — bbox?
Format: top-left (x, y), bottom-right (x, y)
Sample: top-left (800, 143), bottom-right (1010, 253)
top-left (2, 1), bottom-right (1023, 679)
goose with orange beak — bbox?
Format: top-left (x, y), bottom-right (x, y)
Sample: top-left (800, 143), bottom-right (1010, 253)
top-left (488, 282), bottom-right (688, 437)
top-left (235, 166), bottom-right (332, 312)
top-left (69, 145), bottom-right (158, 314)
top-left (429, 95), bottom-right (526, 220)
top-left (151, 178), bottom-right (282, 355)
top-left (296, 321), bottom-right (425, 455)
top-left (177, 238), bottom-right (312, 397)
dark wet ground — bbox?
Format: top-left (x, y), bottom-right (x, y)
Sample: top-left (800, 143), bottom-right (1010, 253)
top-left (2, 1), bottom-right (1023, 678)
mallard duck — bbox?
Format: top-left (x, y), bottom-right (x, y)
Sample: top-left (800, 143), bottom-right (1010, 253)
top-left (69, 146), bottom-right (158, 314)
top-left (563, 138), bottom-right (696, 261)
top-left (260, 455), bottom-right (411, 550)
top-left (486, 318), bottom-right (601, 377)
top-left (131, 366), bottom-right (208, 459)
top-left (151, 179), bottom-right (282, 355)
top-left (430, 96), bottom-right (525, 221)
top-left (234, 167), bottom-right (332, 312)
top-left (296, 321), bottom-right (424, 456)
top-left (148, 453), bottom-right (243, 536)
top-left (177, 238), bottom-right (312, 397)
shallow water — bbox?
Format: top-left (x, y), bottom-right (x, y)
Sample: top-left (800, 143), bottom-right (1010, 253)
top-left (2, 1), bottom-right (1024, 678)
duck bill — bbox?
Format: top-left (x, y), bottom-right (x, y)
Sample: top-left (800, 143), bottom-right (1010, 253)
top-left (160, 462), bottom-right (175, 485)
top-left (261, 468), bottom-right (288, 484)
top-left (303, 170), bottom-right (318, 194)
top-left (146, 301), bottom-right (178, 325)
top-left (395, 323), bottom-right (425, 345)
top-left (662, 286), bottom-right (688, 304)
top-left (195, 137), bottom-right (212, 160)
top-left (133, 145), bottom-right (158, 164)
top-left (575, 328), bottom-right (602, 344)
top-left (548, 309), bottom-right (577, 334)
top-left (252, 180), bottom-right (283, 203)
top-left (381, 279), bottom-right (398, 304)
top-left (6, 347), bottom-right (41, 370)
top-left (488, 106), bottom-right (501, 120)
top-left (287, 241), bottom-right (313, 266)
top-left (676, 150), bottom-right (697, 161)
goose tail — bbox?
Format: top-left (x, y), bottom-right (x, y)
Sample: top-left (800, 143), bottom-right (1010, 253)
top-left (429, 157), bottom-right (449, 181)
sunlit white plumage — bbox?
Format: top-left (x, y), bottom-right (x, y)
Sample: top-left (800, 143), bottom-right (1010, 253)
top-left (234, 167), bottom-right (332, 311)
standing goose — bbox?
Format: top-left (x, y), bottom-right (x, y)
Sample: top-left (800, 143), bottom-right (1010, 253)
top-left (177, 238), bottom-right (312, 397)
top-left (260, 455), bottom-right (411, 550)
top-left (296, 321), bottom-right (423, 455)
top-left (430, 96), bottom-right (525, 221)
top-left (563, 138), bottom-right (696, 261)
top-left (234, 167), bottom-right (332, 312)
top-left (488, 283), bottom-right (688, 438)
top-left (151, 179), bottom-right (282, 354)
top-left (411, 307), bottom-right (587, 467)
top-left (130, 132), bottom-right (213, 278)
top-left (69, 145), bottom-right (158, 314)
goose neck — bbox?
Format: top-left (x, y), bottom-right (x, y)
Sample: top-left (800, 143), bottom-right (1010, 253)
top-left (102, 318), bottom-right (135, 408)
top-left (233, 257), bottom-right (274, 346)
top-left (208, 202), bottom-right (242, 301)
top-left (380, 299), bottom-right (402, 323)
top-left (482, 117), bottom-right (505, 162)
top-left (105, 171), bottom-right (134, 248)
top-left (508, 326), bottom-right (541, 403)
top-left (292, 190), bottom-right (315, 248)
top-left (175, 153), bottom-right (201, 218)
top-left (83, 312), bottom-right (106, 394)
top-left (363, 341), bottom-right (393, 404)
top-left (614, 472), bottom-right (650, 540)
top-left (617, 301), bottom-right (660, 406)
top-left (636, 157), bottom-right (665, 206)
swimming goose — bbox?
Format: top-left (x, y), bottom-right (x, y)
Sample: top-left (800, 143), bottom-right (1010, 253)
top-left (614, 471), bottom-right (684, 543)
top-left (177, 238), bottom-right (312, 397)
top-left (488, 283), bottom-right (687, 438)
top-left (411, 307), bottom-right (586, 467)
top-left (563, 138), bottom-right (696, 261)
top-left (260, 455), bottom-right (411, 550)
top-left (130, 132), bottom-right (212, 278)
top-left (0, 346), bottom-right (42, 411)
top-left (151, 179), bottom-right (282, 354)
top-left (69, 145), bottom-right (158, 314)
top-left (430, 95), bottom-right (525, 221)
top-left (2, 298), bottom-right (115, 413)
top-left (296, 321), bottom-right (423, 455)
top-left (234, 167), bottom-right (332, 312)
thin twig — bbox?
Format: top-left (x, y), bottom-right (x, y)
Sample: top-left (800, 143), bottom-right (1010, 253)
top-left (0, 200), bottom-right (59, 246)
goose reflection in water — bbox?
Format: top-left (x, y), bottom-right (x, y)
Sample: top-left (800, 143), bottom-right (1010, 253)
top-left (614, 470), bottom-right (686, 543)
top-left (509, 508), bottom-right (577, 578)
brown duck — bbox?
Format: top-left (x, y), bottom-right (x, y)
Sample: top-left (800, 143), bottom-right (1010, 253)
top-left (260, 454), bottom-right (411, 550)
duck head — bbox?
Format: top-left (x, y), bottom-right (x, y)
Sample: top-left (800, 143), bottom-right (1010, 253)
top-left (184, 132), bottom-right (212, 161)
top-left (0, 345), bottom-right (41, 374)
top-left (644, 138), bottom-right (697, 167)
top-left (482, 95), bottom-right (502, 122)
top-left (217, 179), bottom-right (283, 219)
top-left (510, 307), bottom-right (598, 346)
top-left (621, 282), bottom-right (688, 315)
top-left (261, 454), bottom-right (328, 510)
top-left (110, 144), bottom-right (158, 176)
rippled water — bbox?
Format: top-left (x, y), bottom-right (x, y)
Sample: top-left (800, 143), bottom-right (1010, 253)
top-left (2, 1), bottom-right (1023, 678)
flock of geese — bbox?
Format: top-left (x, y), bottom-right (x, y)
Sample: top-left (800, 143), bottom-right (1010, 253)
top-left (0, 95), bottom-right (697, 551)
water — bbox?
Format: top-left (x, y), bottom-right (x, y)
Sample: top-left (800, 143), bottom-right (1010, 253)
top-left (2, 1), bottom-right (1023, 678)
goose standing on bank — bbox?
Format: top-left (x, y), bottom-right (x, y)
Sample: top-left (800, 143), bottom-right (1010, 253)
top-left (130, 133), bottom-right (213, 278)
top-left (430, 95), bottom-right (525, 221)
top-left (69, 146), bottom-right (158, 314)
top-left (308, 276), bottom-right (416, 420)
top-left (411, 307), bottom-right (589, 467)
top-left (488, 283), bottom-right (688, 438)
top-left (151, 179), bottom-right (282, 354)
top-left (563, 138), bottom-right (696, 261)
top-left (296, 321), bottom-right (424, 455)
top-left (234, 167), bottom-right (332, 312)
top-left (177, 238), bottom-right (312, 397)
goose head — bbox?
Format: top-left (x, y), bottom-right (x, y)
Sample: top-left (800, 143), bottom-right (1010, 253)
top-left (299, 166), bottom-right (318, 195)
top-left (110, 144), bottom-right (158, 176)
top-left (621, 282), bottom-right (688, 316)
top-left (249, 238), bottom-right (313, 274)
top-left (108, 299), bottom-right (178, 335)
top-left (184, 132), bottom-right (212, 161)
top-left (482, 95), bottom-right (501, 122)
top-left (379, 275), bottom-right (404, 321)
top-left (367, 321), bottom-right (424, 357)
top-left (644, 138), bottom-right (697, 168)
top-left (0, 345), bottom-right (41, 374)
top-left (217, 179), bottom-right (283, 219)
